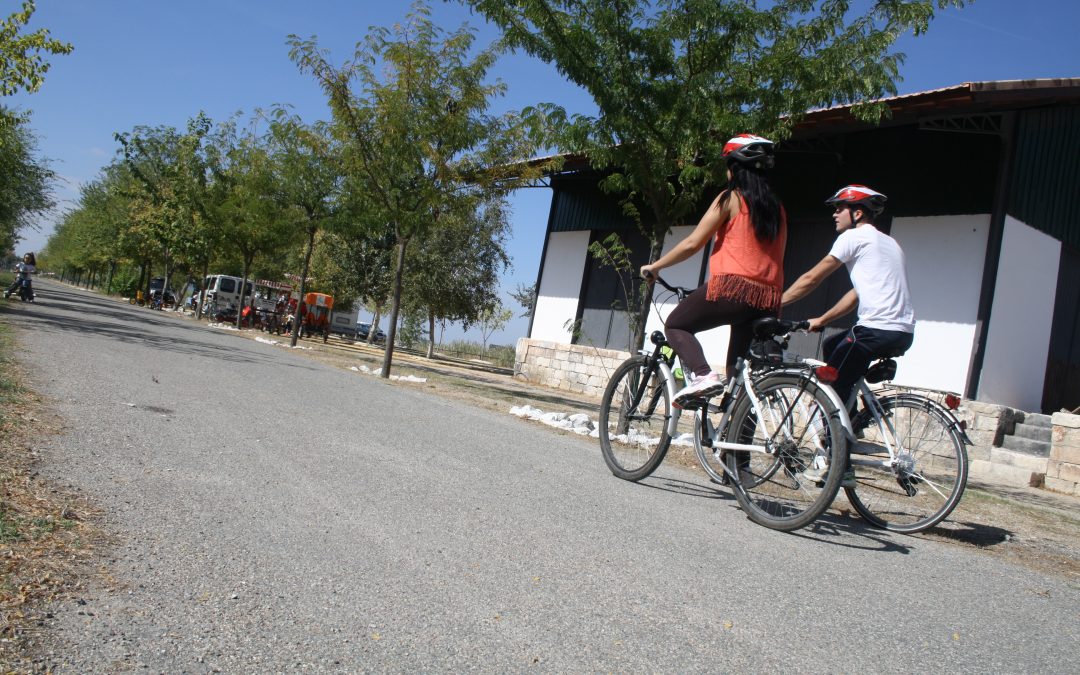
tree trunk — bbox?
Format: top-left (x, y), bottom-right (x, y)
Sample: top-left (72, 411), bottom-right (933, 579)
top-left (631, 231), bottom-right (668, 353)
top-left (379, 234), bottom-right (410, 379)
top-left (236, 255), bottom-right (253, 330)
top-left (106, 261), bottom-right (116, 295)
top-left (196, 260), bottom-right (209, 319)
top-left (289, 226), bottom-right (318, 348)
top-left (426, 311), bottom-right (436, 359)
top-left (368, 306), bottom-right (381, 346)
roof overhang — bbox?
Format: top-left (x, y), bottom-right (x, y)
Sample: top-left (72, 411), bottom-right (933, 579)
top-left (792, 78), bottom-right (1080, 135)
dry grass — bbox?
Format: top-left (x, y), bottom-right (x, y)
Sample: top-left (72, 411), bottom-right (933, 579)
top-left (0, 324), bottom-right (107, 671)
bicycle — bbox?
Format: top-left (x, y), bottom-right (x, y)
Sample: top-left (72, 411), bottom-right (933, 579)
top-left (825, 354), bottom-right (971, 533)
top-left (598, 276), bottom-right (850, 532)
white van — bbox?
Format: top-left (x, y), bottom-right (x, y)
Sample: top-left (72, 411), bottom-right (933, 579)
top-left (197, 275), bottom-right (255, 311)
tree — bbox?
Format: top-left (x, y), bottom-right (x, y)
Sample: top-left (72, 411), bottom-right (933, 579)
top-left (264, 112), bottom-right (342, 347)
top-left (289, 1), bottom-right (547, 377)
top-left (477, 301), bottom-right (513, 358)
top-left (0, 112), bottom-right (53, 251)
top-left (509, 281), bottom-right (536, 319)
top-left (404, 197), bottom-right (511, 358)
top-left (211, 120), bottom-right (297, 328)
top-left (466, 0), bottom-right (967, 350)
top-left (0, 0), bottom-right (72, 129)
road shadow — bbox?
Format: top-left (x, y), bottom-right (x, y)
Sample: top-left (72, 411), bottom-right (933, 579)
top-left (1, 285), bottom-right (316, 369)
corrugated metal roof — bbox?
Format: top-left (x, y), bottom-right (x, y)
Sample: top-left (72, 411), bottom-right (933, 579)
top-left (795, 78), bottom-right (1080, 132)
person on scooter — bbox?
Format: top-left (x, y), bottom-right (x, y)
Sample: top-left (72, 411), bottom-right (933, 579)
top-left (5, 252), bottom-right (36, 299)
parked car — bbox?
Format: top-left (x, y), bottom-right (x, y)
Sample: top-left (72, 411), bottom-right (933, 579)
top-left (356, 322), bottom-right (386, 344)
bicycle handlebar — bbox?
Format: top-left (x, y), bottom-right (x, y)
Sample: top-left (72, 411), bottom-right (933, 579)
top-left (643, 273), bottom-right (692, 300)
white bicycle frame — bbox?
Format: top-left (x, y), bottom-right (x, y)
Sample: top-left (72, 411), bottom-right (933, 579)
top-left (702, 357), bottom-right (855, 459)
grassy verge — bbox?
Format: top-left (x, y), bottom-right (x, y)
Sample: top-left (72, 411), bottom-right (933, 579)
top-left (0, 321), bottom-right (106, 669)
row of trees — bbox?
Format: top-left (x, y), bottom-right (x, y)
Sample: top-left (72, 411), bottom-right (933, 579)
top-left (45, 5), bottom-right (550, 374)
top-left (42, 0), bottom-right (967, 372)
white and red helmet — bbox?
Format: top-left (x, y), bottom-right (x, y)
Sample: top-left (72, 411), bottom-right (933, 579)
top-left (722, 134), bottom-right (775, 169)
top-left (825, 184), bottom-right (887, 216)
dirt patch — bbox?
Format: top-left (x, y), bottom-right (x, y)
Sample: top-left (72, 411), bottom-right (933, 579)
top-left (0, 338), bottom-right (110, 672)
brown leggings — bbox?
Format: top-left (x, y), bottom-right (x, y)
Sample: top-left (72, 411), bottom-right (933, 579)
top-left (664, 284), bottom-right (772, 377)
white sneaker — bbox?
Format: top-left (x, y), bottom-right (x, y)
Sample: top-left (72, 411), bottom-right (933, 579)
top-left (673, 371), bottom-right (725, 408)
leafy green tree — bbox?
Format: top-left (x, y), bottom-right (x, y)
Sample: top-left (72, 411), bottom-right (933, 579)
top-left (115, 119), bottom-right (212, 299)
top-left (404, 198), bottom-right (511, 358)
top-left (264, 112), bottom-right (342, 347)
top-left (0, 112), bottom-right (53, 251)
top-left (466, 0), bottom-right (966, 349)
top-left (509, 281), bottom-right (536, 319)
top-left (208, 120), bottom-right (298, 327)
top-left (477, 301), bottom-right (513, 358)
top-left (0, 0), bottom-right (72, 129)
top-left (45, 164), bottom-right (131, 291)
top-left (289, 1), bottom-right (547, 377)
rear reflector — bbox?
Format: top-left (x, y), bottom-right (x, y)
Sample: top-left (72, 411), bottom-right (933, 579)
top-left (815, 366), bottom-right (839, 383)
top-left (944, 394), bottom-right (961, 410)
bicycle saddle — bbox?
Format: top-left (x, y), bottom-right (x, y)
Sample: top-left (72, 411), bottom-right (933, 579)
top-left (752, 317), bottom-right (805, 339)
top-left (865, 358), bottom-right (897, 384)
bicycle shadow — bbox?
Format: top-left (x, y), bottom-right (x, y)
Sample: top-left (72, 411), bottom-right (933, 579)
top-left (635, 473), bottom-right (739, 502)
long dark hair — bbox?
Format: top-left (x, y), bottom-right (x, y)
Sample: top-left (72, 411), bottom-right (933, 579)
top-left (725, 162), bottom-right (782, 242)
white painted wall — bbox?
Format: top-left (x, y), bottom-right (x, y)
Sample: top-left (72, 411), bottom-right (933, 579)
top-left (890, 215), bottom-right (990, 394)
top-left (642, 225), bottom-right (728, 369)
top-left (979, 216), bottom-right (1061, 411)
top-left (530, 230), bottom-right (590, 343)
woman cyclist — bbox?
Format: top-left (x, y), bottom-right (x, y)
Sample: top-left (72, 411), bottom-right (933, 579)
top-left (639, 134), bottom-right (787, 407)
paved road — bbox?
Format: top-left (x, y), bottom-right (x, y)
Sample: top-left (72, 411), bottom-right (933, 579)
top-left (14, 280), bottom-right (1080, 672)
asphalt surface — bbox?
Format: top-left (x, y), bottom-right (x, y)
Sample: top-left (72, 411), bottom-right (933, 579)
top-left (13, 279), bottom-right (1080, 672)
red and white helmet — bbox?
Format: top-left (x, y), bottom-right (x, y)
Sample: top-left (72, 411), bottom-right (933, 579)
top-left (825, 184), bottom-right (887, 216)
top-left (722, 134), bottom-right (775, 169)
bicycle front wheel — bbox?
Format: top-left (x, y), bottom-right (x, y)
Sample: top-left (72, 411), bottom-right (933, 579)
top-left (598, 355), bottom-right (673, 481)
top-left (725, 373), bottom-right (845, 532)
top-left (846, 395), bottom-right (968, 533)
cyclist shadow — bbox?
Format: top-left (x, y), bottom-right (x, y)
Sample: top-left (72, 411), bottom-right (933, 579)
top-left (788, 509), bottom-right (917, 554)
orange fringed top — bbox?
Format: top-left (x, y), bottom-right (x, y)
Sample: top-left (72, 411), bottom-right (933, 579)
top-left (706, 194), bottom-right (787, 311)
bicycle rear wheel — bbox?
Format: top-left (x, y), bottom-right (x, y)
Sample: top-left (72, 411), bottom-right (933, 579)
top-left (845, 395), bottom-right (968, 533)
top-left (725, 373), bottom-right (845, 531)
top-left (598, 355), bottom-right (673, 481)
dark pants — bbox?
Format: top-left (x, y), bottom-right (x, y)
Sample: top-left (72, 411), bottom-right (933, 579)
top-left (823, 325), bottom-right (914, 409)
top-left (664, 284), bottom-right (772, 377)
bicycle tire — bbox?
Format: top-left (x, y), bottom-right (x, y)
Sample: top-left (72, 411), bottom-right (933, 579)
top-left (845, 394), bottom-right (968, 533)
top-left (725, 372), bottom-right (845, 531)
top-left (598, 355), bottom-right (673, 481)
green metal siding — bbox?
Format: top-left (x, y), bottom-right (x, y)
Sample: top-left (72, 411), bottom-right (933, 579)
top-left (1009, 104), bottom-right (1080, 249)
top-left (548, 175), bottom-right (639, 233)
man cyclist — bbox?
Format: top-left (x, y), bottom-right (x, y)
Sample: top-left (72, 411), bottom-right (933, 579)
top-left (781, 185), bottom-right (915, 483)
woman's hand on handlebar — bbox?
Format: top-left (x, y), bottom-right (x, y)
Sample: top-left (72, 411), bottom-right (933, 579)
top-left (640, 263), bottom-right (660, 282)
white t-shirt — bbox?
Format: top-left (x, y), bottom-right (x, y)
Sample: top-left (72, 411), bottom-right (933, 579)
top-left (828, 225), bottom-right (915, 333)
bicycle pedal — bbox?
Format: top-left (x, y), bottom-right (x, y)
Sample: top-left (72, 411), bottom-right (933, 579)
top-left (674, 397), bottom-right (707, 411)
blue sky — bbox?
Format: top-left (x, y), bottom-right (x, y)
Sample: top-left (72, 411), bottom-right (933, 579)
top-left (7, 0), bottom-right (1080, 344)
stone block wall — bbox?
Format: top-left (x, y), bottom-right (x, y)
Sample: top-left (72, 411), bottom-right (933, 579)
top-left (954, 399), bottom-right (1023, 465)
top-left (1047, 412), bottom-right (1080, 496)
top-left (514, 338), bottom-right (629, 400)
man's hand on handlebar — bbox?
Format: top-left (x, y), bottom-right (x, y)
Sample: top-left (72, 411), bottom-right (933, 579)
top-left (807, 317), bottom-right (827, 333)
